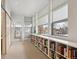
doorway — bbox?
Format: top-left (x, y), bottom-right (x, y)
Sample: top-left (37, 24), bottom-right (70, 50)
top-left (14, 27), bottom-right (22, 41)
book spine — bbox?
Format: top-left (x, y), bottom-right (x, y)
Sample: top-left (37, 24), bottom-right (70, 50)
top-left (71, 49), bottom-right (74, 59)
top-left (50, 43), bottom-right (55, 50)
top-left (73, 49), bottom-right (77, 59)
top-left (64, 48), bottom-right (67, 57)
top-left (68, 48), bottom-right (71, 59)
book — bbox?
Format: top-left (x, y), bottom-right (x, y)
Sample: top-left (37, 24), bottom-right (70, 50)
top-left (71, 48), bottom-right (77, 59)
top-left (44, 40), bottom-right (48, 47)
top-left (49, 50), bottom-right (55, 59)
top-left (50, 42), bottom-right (55, 50)
top-left (64, 48), bottom-right (67, 57)
top-left (44, 47), bottom-right (48, 54)
top-left (68, 47), bottom-right (77, 59)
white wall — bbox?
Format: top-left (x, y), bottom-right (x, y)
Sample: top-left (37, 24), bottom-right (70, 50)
top-left (68, 0), bottom-right (77, 43)
top-left (5, 0), bottom-right (11, 16)
top-left (12, 15), bottom-right (24, 27)
top-left (1, 8), bottom-right (6, 54)
top-left (10, 22), bottom-right (15, 42)
top-left (6, 14), bottom-right (11, 52)
top-left (5, 0), bottom-right (12, 52)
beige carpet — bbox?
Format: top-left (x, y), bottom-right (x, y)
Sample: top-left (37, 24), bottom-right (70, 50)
top-left (2, 40), bottom-right (49, 59)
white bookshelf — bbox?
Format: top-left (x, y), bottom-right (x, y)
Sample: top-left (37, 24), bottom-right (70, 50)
top-left (31, 33), bottom-right (77, 59)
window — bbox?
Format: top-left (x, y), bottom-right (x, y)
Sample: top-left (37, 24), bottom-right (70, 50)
top-left (38, 14), bottom-right (49, 34)
top-left (38, 24), bottom-right (48, 34)
top-left (52, 3), bottom-right (68, 37)
top-left (52, 19), bottom-right (68, 37)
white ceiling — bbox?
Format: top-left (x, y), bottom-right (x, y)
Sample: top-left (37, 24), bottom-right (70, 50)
top-left (8, 0), bottom-right (49, 17)
top-left (8, 0), bottom-right (67, 17)
top-left (53, 0), bottom-right (67, 9)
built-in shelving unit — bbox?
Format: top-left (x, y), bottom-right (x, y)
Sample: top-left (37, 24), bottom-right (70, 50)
top-left (31, 34), bottom-right (77, 59)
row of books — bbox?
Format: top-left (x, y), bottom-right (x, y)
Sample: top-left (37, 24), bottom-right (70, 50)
top-left (57, 44), bottom-right (67, 57)
top-left (31, 36), bottom-right (77, 59)
top-left (44, 47), bottom-right (48, 54)
top-left (49, 50), bottom-right (55, 59)
top-left (31, 37), bottom-right (35, 44)
top-left (68, 47), bottom-right (77, 59)
top-left (49, 51), bottom-right (66, 59)
top-left (56, 54), bottom-right (66, 59)
top-left (38, 42), bottom-right (48, 54)
top-left (39, 38), bottom-right (44, 44)
top-left (38, 43), bottom-right (42, 49)
top-left (44, 39), bottom-right (48, 47)
top-left (50, 42), bottom-right (55, 50)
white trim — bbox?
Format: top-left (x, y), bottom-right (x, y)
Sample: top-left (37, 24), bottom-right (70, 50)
top-left (31, 33), bottom-right (77, 48)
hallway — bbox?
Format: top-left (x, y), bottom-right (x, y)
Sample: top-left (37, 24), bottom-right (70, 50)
top-left (2, 40), bottom-right (49, 59)
top-left (1, 0), bottom-right (77, 59)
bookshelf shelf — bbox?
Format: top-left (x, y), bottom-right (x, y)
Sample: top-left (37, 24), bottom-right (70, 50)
top-left (56, 53), bottom-right (67, 59)
top-left (55, 51), bottom-right (67, 58)
top-left (36, 43), bottom-right (49, 58)
top-left (31, 34), bottom-right (77, 59)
